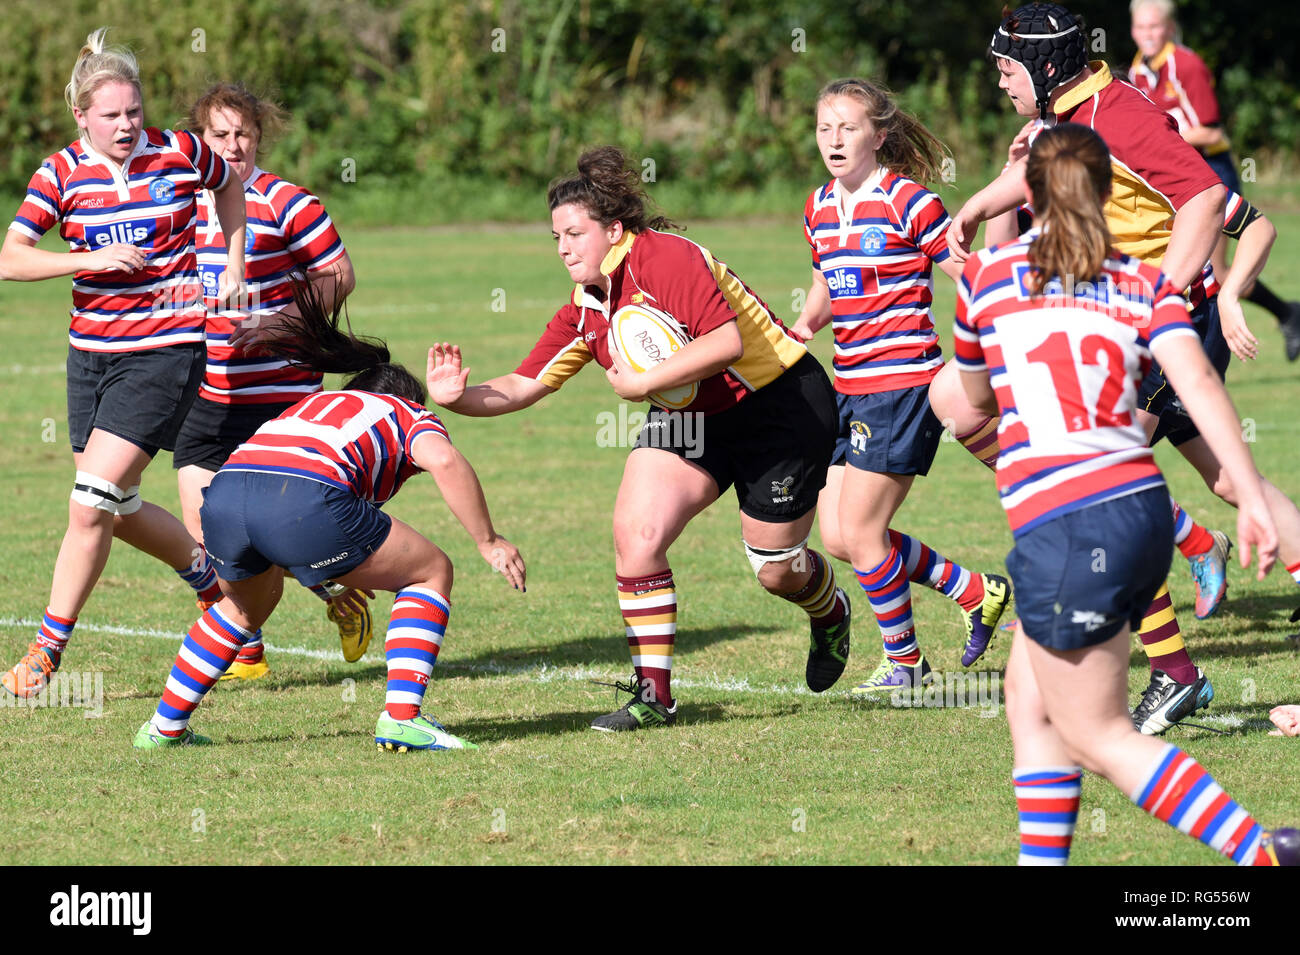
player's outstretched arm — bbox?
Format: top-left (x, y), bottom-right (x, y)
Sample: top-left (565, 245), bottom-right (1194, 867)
top-left (947, 162), bottom-right (1028, 264)
top-left (211, 174), bottom-right (248, 307)
top-left (1218, 209), bottom-right (1278, 362)
top-left (412, 433), bottom-right (526, 591)
top-left (427, 343), bottom-right (553, 417)
top-left (0, 230), bottom-right (145, 281)
top-left (1156, 333), bottom-right (1278, 579)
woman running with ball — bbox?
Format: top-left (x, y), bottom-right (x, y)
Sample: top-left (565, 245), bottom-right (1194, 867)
top-left (0, 29), bottom-right (246, 700)
top-left (954, 122), bottom-right (1297, 866)
top-left (429, 146), bottom-right (843, 731)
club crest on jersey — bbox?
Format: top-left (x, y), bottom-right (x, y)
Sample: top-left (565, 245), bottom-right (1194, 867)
top-left (85, 219), bottom-right (156, 249)
top-left (148, 178), bottom-right (175, 203)
top-left (245, 228), bottom-right (257, 254)
top-left (860, 227), bottom-right (887, 255)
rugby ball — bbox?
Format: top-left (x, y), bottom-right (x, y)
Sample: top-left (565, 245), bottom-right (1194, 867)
top-left (607, 302), bottom-right (698, 410)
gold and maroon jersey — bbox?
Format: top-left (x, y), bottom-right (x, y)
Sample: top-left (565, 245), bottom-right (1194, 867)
top-left (515, 229), bottom-right (806, 414)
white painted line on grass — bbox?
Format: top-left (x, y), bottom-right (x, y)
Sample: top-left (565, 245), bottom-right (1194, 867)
top-left (0, 615), bottom-right (831, 697)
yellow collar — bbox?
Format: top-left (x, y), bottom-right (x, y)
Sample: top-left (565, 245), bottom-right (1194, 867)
top-left (1134, 41), bottom-right (1175, 72)
top-left (1053, 61), bottom-right (1112, 116)
top-left (571, 230), bottom-right (637, 305)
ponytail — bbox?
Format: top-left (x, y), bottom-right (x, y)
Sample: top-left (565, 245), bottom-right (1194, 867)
top-left (260, 276), bottom-right (427, 405)
top-left (1023, 123), bottom-right (1112, 293)
top-left (66, 28), bottom-right (141, 113)
top-left (547, 145), bottom-right (680, 233)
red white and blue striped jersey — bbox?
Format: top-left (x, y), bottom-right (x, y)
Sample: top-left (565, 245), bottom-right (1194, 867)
top-left (195, 168), bottom-right (347, 405)
top-left (953, 234), bottom-right (1198, 536)
top-left (221, 391), bottom-right (450, 504)
top-left (803, 168), bottom-right (951, 394)
top-left (8, 127), bottom-right (230, 352)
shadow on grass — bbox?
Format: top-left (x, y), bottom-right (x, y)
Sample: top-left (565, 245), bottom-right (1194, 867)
top-left (450, 700), bottom-right (802, 742)
top-left (439, 622), bottom-right (784, 681)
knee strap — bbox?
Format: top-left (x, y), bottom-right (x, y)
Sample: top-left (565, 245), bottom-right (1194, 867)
top-left (743, 536), bottom-right (809, 576)
top-left (71, 470), bottom-right (130, 514)
top-left (117, 484), bottom-right (142, 516)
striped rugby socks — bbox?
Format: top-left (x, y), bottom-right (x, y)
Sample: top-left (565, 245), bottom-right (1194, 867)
top-left (1013, 767), bottom-right (1082, 865)
top-left (384, 587), bottom-right (449, 720)
top-left (151, 605), bottom-right (255, 736)
top-left (888, 530), bottom-right (985, 614)
top-left (780, 549), bottom-right (844, 627)
top-left (35, 608), bottom-right (76, 665)
top-left (176, 549), bottom-right (223, 604)
top-left (617, 570), bottom-right (676, 707)
top-left (1171, 498), bottom-right (1214, 559)
top-left (955, 416), bottom-right (1000, 470)
top-left (1131, 743), bottom-right (1275, 865)
top-left (856, 546), bottom-right (918, 664)
top-left (1136, 584), bottom-right (1197, 684)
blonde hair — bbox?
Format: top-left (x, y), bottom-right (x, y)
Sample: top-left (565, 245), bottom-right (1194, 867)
top-left (1024, 124), bottom-right (1113, 293)
top-left (816, 78), bottom-right (948, 186)
top-left (1130, 0), bottom-right (1176, 21)
top-left (65, 27), bottom-right (141, 113)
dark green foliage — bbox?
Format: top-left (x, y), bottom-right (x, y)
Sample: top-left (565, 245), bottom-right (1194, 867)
top-left (0, 0), bottom-right (1295, 224)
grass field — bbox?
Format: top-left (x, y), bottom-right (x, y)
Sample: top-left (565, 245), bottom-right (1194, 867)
top-left (1, 205), bottom-right (1298, 866)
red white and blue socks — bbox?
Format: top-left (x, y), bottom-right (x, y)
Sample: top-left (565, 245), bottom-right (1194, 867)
top-left (1013, 767), bottom-right (1082, 865)
top-left (383, 587), bottom-right (449, 721)
top-left (1131, 743), bottom-right (1276, 866)
top-left (34, 609), bottom-right (76, 667)
top-left (617, 570), bottom-right (677, 707)
top-left (888, 530), bottom-right (986, 616)
top-left (150, 605), bottom-right (256, 736)
top-left (175, 549), bottom-right (223, 605)
top-left (855, 546), bottom-right (918, 663)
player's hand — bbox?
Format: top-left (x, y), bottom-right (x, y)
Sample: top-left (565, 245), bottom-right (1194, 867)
top-left (427, 343), bottom-right (470, 407)
top-left (227, 313), bottom-right (286, 352)
top-left (1217, 293), bottom-right (1259, 361)
top-left (605, 348), bottom-right (649, 402)
top-left (788, 318), bottom-right (815, 343)
top-left (1269, 704), bottom-right (1300, 737)
top-left (1236, 499), bottom-right (1278, 581)
top-left (946, 203), bottom-right (981, 265)
top-left (215, 266), bottom-right (246, 309)
top-left (326, 587), bottom-right (375, 617)
top-left (479, 535), bottom-right (526, 592)
top-left (82, 243), bottom-right (146, 274)
top-left (1008, 120), bottom-right (1035, 165)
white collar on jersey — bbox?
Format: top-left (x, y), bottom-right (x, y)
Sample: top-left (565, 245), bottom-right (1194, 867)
top-left (78, 129), bottom-right (149, 172)
top-left (833, 164), bottom-right (888, 218)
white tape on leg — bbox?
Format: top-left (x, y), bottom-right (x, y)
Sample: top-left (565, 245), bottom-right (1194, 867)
top-left (743, 536), bottom-right (809, 576)
top-left (117, 484), bottom-right (142, 516)
top-left (70, 470), bottom-right (130, 514)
